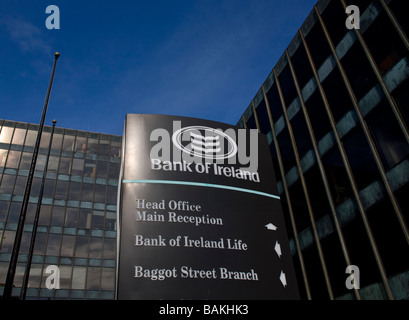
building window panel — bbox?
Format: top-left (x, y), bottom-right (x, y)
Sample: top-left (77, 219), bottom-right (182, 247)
top-left (78, 209), bottom-right (92, 230)
top-left (75, 236), bottom-right (89, 258)
top-left (47, 156), bottom-right (60, 173)
top-left (108, 162), bottom-right (120, 180)
top-left (24, 130), bottom-right (38, 147)
top-left (55, 180), bottom-right (69, 200)
top-left (110, 141), bottom-right (121, 158)
top-left (0, 175), bottom-right (16, 194)
top-left (72, 267), bottom-right (86, 290)
top-left (0, 127), bottom-right (14, 144)
top-left (340, 40), bottom-right (378, 101)
top-left (46, 233), bottom-right (61, 256)
top-left (304, 14), bottom-right (332, 70)
top-left (0, 149), bottom-right (8, 167)
top-left (362, 10), bottom-right (407, 75)
top-left (89, 237), bottom-right (103, 259)
top-left (11, 128), bottom-right (26, 145)
top-left (58, 157), bottom-right (72, 175)
top-left (341, 124), bottom-right (382, 191)
top-left (278, 65), bottom-right (298, 107)
top-left (39, 205), bottom-right (52, 226)
top-left (62, 135), bottom-right (75, 152)
top-left (0, 201), bottom-right (9, 222)
top-left (86, 267), bottom-right (101, 291)
top-left (94, 184), bottom-right (107, 203)
top-left (39, 131), bottom-right (51, 150)
top-left (50, 206), bottom-right (65, 227)
top-left (61, 235), bottom-right (75, 257)
top-left (6, 202), bottom-right (21, 223)
top-left (5, 150), bottom-right (21, 169)
top-left (96, 160), bottom-right (108, 179)
top-left (84, 159), bottom-right (96, 178)
top-left (68, 182), bottom-right (81, 201)
top-left (366, 100), bottom-right (409, 170)
top-left (13, 175), bottom-right (28, 196)
top-left (391, 78), bottom-right (409, 131)
top-left (1, 230), bottom-right (16, 253)
top-left (87, 139), bottom-right (99, 154)
top-left (81, 183), bottom-right (94, 202)
top-left (71, 158), bottom-right (84, 176)
top-left (51, 133), bottom-right (63, 152)
top-left (64, 207), bottom-right (79, 228)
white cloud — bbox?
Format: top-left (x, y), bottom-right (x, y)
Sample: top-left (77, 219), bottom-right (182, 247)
top-left (1, 16), bottom-right (51, 54)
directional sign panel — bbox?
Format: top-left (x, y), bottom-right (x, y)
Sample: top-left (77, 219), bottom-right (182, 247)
top-left (116, 114), bottom-right (299, 300)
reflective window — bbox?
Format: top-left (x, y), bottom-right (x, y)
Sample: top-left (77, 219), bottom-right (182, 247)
top-left (101, 268), bottom-right (115, 290)
top-left (110, 141), bottom-right (121, 158)
top-left (6, 202), bottom-right (21, 223)
top-left (75, 136), bottom-right (87, 153)
top-left (46, 234), bottom-right (61, 256)
top-left (108, 162), bottom-right (120, 180)
top-left (0, 127), bottom-right (14, 144)
top-left (13, 175), bottom-right (28, 195)
top-left (0, 175), bottom-right (16, 194)
top-left (0, 201), bottom-right (9, 221)
top-left (51, 133), bottom-right (63, 151)
top-left (99, 140), bottom-right (110, 155)
top-left (86, 267), bottom-right (101, 290)
top-left (5, 150), bottom-right (21, 169)
top-left (55, 180), bottom-right (69, 200)
top-left (106, 185), bottom-right (117, 205)
top-left (91, 211), bottom-right (105, 230)
top-left (61, 235), bottom-right (75, 256)
top-left (71, 158), bottom-right (84, 176)
top-left (89, 237), bottom-right (103, 259)
top-left (78, 209), bottom-right (92, 229)
top-left (62, 135), bottom-right (75, 152)
top-left (39, 131), bottom-right (51, 149)
top-left (51, 206), bottom-right (65, 227)
top-left (19, 152), bottom-right (32, 170)
top-left (75, 236), bottom-right (89, 258)
top-left (87, 139), bottom-right (98, 154)
top-left (39, 205), bottom-right (52, 226)
top-left (58, 157), bottom-right (72, 175)
top-left (47, 156), bottom-right (60, 173)
top-left (96, 160), bottom-right (108, 179)
top-left (366, 100), bottom-right (409, 170)
top-left (0, 149), bottom-right (8, 167)
top-left (68, 182), bottom-right (81, 200)
top-left (72, 267), bottom-right (86, 289)
top-left (103, 238), bottom-right (116, 260)
top-left (25, 130), bottom-right (38, 147)
top-left (81, 183), bottom-right (94, 202)
top-left (84, 159), bottom-right (96, 178)
top-left (94, 184), bottom-right (106, 203)
top-left (12, 128), bottom-right (26, 145)
top-left (65, 207), bottom-right (79, 228)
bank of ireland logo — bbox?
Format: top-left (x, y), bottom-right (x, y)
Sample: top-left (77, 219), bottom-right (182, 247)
top-left (172, 126), bottom-right (238, 160)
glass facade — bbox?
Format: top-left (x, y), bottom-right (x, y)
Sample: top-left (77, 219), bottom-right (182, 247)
top-left (0, 120), bottom-right (121, 299)
top-left (238, 0), bottom-right (409, 300)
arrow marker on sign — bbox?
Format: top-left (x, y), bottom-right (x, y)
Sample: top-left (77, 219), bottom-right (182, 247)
top-left (274, 241), bottom-right (282, 258)
top-left (265, 223), bottom-right (277, 231)
top-left (280, 271), bottom-right (287, 287)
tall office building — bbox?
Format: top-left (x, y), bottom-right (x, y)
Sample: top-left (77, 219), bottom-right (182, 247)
top-left (0, 119), bottom-right (121, 299)
top-left (238, 0), bottom-right (409, 299)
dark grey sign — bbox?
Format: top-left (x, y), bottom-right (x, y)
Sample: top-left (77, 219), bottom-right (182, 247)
top-left (116, 114), bottom-right (299, 299)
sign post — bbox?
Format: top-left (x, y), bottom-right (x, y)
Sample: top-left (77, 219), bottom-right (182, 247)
top-left (116, 114), bottom-right (299, 299)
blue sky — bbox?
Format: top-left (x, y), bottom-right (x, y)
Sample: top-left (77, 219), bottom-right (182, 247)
top-left (1, 0), bottom-right (317, 136)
